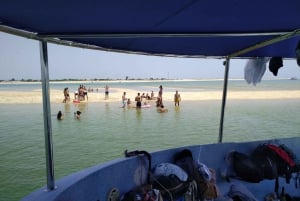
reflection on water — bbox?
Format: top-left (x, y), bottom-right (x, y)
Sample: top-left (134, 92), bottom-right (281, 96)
top-left (135, 108), bottom-right (142, 121)
top-left (174, 106), bottom-right (181, 121)
top-left (64, 102), bottom-right (71, 113)
top-left (78, 102), bottom-right (88, 112)
top-left (105, 102), bottom-right (110, 113)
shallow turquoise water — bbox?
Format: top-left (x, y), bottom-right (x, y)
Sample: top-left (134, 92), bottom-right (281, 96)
top-left (0, 80), bottom-right (299, 201)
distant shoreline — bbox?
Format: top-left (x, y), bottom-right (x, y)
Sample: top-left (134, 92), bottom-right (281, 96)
top-left (1, 78), bottom-right (299, 104)
top-left (0, 77), bottom-right (296, 85)
top-left (0, 78), bottom-right (181, 83)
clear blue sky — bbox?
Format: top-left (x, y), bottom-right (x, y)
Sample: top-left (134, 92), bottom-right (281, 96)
top-left (1, 32), bottom-right (300, 80)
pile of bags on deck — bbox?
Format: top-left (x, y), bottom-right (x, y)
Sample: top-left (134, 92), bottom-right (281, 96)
top-left (120, 143), bottom-right (300, 201)
top-left (121, 149), bottom-right (264, 201)
top-left (121, 149), bottom-right (220, 201)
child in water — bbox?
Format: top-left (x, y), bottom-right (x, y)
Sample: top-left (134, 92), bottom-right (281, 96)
top-left (74, 111), bottom-right (81, 119)
top-left (57, 111), bottom-right (64, 120)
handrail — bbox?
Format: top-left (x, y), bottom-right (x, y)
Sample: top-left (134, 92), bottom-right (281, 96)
top-left (218, 29), bottom-right (300, 143)
top-left (218, 58), bottom-right (230, 143)
top-left (228, 29), bottom-right (300, 58)
top-left (40, 41), bottom-right (55, 190)
top-left (2, 25), bottom-right (300, 59)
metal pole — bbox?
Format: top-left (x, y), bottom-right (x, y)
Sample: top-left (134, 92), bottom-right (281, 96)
top-left (39, 40), bottom-right (55, 190)
top-left (218, 57), bottom-right (230, 143)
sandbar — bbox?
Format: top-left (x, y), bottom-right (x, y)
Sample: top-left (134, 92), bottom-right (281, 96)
top-left (0, 88), bottom-right (299, 104)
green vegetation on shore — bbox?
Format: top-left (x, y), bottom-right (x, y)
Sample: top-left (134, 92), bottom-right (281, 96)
top-left (0, 77), bottom-right (170, 83)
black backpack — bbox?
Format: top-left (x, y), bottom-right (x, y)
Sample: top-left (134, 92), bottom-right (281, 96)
top-left (252, 144), bottom-right (298, 184)
top-left (174, 149), bottom-right (208, 199)
top-left (229, 151), bottom-right (263, 183)
top-left (252, 144), bottom-right (279, 180)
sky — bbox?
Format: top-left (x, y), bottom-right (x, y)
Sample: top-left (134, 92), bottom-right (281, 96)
top-left (1, 31), bottom-right (300, 81)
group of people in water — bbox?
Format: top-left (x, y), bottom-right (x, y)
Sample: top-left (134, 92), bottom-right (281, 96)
top-left (63, 85), bottom-right (89, 103)
top-left (74, 85), bottom-right (89, 101)
top-left (60, 84), bottom-right (181, 118)
top-left (63, 84), bottom-right (111, 103)
top-left (57, 110), bottom-right (81, 120)
top-left (121, 85), bottom-right (181, 113)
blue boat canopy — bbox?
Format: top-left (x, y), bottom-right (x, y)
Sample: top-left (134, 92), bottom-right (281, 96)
top-left (1, 0), bottom-right (300, 58)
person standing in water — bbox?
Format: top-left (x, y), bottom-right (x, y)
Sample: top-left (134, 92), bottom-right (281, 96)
top-left (174, 90), bottom-right (181, 107)
top-left (63, 87), bottom-right (70, 103)
top-left (157, 85), bottom-right (163, 107)
top-left (135, 92), bottom-right (142, 108)
top-left (104, 85), bottom-right (109, 100)
top-left (104, 85), bottom-right (109, 95)
top-left (159, 85), bottom-right (163, 97)
top-left (122, 91), bottom-right (128, 108)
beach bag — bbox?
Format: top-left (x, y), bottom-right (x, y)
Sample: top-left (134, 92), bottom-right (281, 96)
top-left (151, 174), bottom-right (190, 200)
top-left (196, 162), bottom-right (212, 182)
top-left (184, 180), bottom-right (198, 201)
top-left (123, 150), bottom-right (164, 201)
top-left (252, 144), bottom-right (279, 180)
top-left (229, 151), bottom-right (263, 183)
top-left (198, 168), bottom-right (220, 200)
top-left (152, 163), bottom-right (188, 182)
top-left (174, 149), bottom-right (202, 199)
top-left (174, 149), bottom-right (202, 182)
top-left (174, 149), bottom-right (219, 200)
top-left (151, 162), bottom-right (193, 200)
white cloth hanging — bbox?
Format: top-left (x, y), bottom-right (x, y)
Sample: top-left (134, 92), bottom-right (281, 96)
top-left (244, 58), bottom-right (269, 85)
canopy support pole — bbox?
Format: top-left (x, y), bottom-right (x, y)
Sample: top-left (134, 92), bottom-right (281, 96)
top-left (218, 57), bottom-right (230, 143)
top-left (39, 40), bottom-right (55, 190)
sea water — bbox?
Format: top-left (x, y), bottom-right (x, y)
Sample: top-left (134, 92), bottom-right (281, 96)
top-left (0, 79), bottom-right (299, 201)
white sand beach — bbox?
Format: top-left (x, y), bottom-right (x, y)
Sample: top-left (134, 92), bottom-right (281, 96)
top-left (0, 88), bottom-right (300, 104)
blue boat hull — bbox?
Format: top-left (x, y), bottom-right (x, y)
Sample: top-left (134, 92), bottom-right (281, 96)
top-left (22, 137), bottom-right (300, 201)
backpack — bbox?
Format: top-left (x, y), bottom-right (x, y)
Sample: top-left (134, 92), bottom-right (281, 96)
top-left (151, 174), bottom-right (190, 200)
top-left (252, 144), bottom-right (297, 183)
top-left (174, 149), bottom-right (219, 200)
top-left (228, 151), bottom-right (263, 183)
top-left (123, 150), bottom-right (162, 201)
top-left (251, 144), bottom-right (279, 180)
